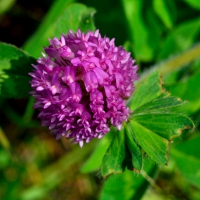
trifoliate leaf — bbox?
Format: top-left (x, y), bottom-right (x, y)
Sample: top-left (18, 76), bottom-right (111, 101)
top-left (101, 71), bottom-right (194, 177)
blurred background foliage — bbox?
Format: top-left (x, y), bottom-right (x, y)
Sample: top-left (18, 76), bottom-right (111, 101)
top-left (0, 0), bottom-right (200, 199)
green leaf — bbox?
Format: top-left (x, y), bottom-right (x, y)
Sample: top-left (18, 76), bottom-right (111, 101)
top-left (101, 71), bottom-right (194, 177)
top-left (183, 0), bottom-right (200, 10)
top-left (128, 71), bottom-right (163, 110)
top-left (124, 126), bottom-right (142, 171)
top-left (80, 131), bottom-right (113, 173)
top-left (101, 128), bottom-right (126, 177)
top-left (133, 113), bottom-right (193, 140)
top-left (100, 160), bottom-right (156, 200)
top-left (167, 70), bottom-right (200, 114)
top-left (144, 8), bottom-right (161, 54)
top-left (129, 120), bottom-right (168, 165)
top-left (121, 0), bottom-right (155, 61)
top-left (132, 93), bottom-right (193, 141)
top-left (171, 135), bottom-right (200, 188)
top-left (101, 126), bottom-right (143, 178)
top-left (153, 0), bottom-right (173, 29)
top-left (23, 0), bottom-right (74, 58)
top-left (0, 0), bottom-right (15, 15)
top-left (133, 94), bottom-right (184, 114)
top-left (55, 3), bottom-right (96, 37)
top-left (128, 71), bottom-right (193, 165)
top-left (159, 17), bottom-right (200, 59)
top-left (0, 43), bottom-right (35, 98)
top-left (0, 148), bottom-right (11, 169)
top-left (81, 127), bottom-right (142, 175)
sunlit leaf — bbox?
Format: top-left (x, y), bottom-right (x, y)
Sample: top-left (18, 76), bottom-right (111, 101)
top-left (0, 0), bottom-right (15, 15)
top-left (183, 0), bottom-right (200, 10)
top-left (0, 43), bottom-right (35, 98)
top-left (153, 0), bottom-right (173, 29)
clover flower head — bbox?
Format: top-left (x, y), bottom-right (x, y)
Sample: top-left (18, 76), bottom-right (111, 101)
top-left (29, 29), bottom-right (138, 147)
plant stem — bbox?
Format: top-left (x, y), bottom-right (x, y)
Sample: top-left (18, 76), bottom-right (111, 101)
top-left (139, 43), bottom-right (200, 83)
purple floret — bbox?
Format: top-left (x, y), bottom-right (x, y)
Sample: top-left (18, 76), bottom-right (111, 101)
top-left (29, 29), bottom-right (138, 147)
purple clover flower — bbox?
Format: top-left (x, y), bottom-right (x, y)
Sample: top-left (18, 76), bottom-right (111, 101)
top-left (29, 30), bottom-right (138, 147)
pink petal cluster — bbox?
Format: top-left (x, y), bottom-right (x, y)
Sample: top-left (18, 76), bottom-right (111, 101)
top-left (29, 30), bottom-right (138, 147)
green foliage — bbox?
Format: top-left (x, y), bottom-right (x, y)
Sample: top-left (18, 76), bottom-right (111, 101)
top-left (81, 132), bottom-right (113, 173)
top-left (0, 43), bottom-right (35, 98)
top-left (101, 128), bottom-right (126, 176)
top-left (133, 113), bottom-right (192, 140)
top-left (1, 0), bottom-right (200, 199)
top-left (55, 3), bottom-right (96, 36)
top-left (121, 0), bottom-right (155, 61)
top-left (125, 125), bottom-right (142, 171)
top-left (172, 135), bottom-right (200, 188)
top-left (0, 0), bottom-right (15, 15)
top-left (100, 160), bottom-right (156, 200)
top-left (167, 70), bottom-right (200, 114)
top-left (23, 0), bottom-right (75, 58)
top-left (101, 71), bottom-right (194, 177)
top-left (128, 71), bottom-right (163, 110)
top-left (19, 141), bottom-right (96, 200)
top-left (153, 0), bottom-right (173, 29)
top-left (159, 17), bottom-right (200, 59)
top-left (129, 120), bottom-right (168, 165)
top-left (0, 148), bottom-right (10, 169)
top-left (183, 0), bottom-right (200, 10)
